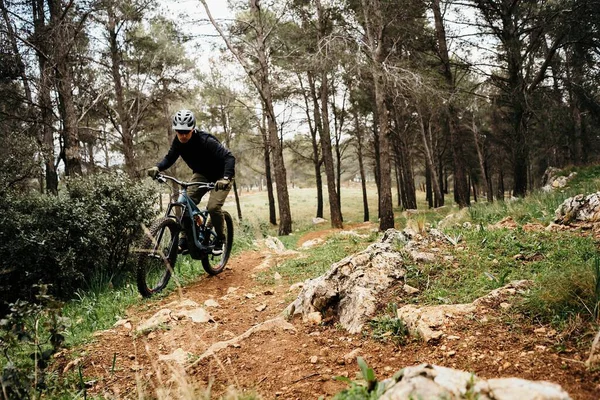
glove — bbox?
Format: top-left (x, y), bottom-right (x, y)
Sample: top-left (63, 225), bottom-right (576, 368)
top-left (215, 177), bottom-right (231, 191)
top-left (147, 166), bottom-right (160, 179)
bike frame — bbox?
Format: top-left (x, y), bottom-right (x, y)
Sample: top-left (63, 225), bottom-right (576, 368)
top-left (157, 174), bottom-right (216, 260)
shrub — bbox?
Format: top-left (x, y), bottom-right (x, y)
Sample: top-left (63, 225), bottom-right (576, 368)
top-left (0, 172), bottom-right (156, 312)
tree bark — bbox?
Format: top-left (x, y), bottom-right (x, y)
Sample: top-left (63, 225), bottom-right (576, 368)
top-left (48, 0), bottom-right (82, 176)
top-left (106, 5), bottom-right (136, 177)
top-left (418, 111), bottom-right (443, 207)
top-left (315, 0), bottom-right (343, 229)
top-left (304, 73), bottom-right (324, 218)
top-left (361, 0), bottom-right (394, 230)
top-left (353, 109), bottom-right (369, 222)
top-left (432, 0), bottom-right (469, 207)
top-left (261, 111), bottom-right (277, 225)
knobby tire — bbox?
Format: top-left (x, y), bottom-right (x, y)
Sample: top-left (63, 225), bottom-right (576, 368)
top-left (201, 210), bottom-right (233, 275)
top-left (136, 218), bottom-right (181, 297)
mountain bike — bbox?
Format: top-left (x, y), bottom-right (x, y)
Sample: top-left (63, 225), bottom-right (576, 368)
top-left (135, 173), bottom-right (233, 297)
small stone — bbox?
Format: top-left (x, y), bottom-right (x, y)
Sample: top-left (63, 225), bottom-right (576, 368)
top-left (255, 304), bottom-right (267, 312)
top-left (245, 293), bottom-right (256, 299)
top-left (403, 284), bottom-right (420, 294)
top-left (204, 299), bottom-right (220, 308)
top-left (227, 287), bottom-right (238, 294)
top-left (500, 302), bottom-right (511, 309)
top-left (534, 327), bottom-right (547, 334)
top-left (447, 351), bottom-right (456, 357)
top-left (310, 356), bottom-right (318, 364)
top-left (307, 312), bottom-right (322, 325)
top-left (274, 272), bottom-right (282, 280)
top-left (288, 282), bottom-right (304, 291)
top-left (263, 290), bottom-right (274, 295)
top-left (343, 349), bottom-right (361, 364)
top-left (447, 335), bottom-right (460, 340)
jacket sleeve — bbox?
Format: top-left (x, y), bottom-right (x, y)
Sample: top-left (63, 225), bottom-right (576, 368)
top-left (205, 136), bottom-right (236, 178)
top-left (156, 139), bottom-right (180, 171)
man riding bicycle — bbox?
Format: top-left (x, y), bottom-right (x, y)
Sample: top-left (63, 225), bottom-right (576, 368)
top-left (147, 109), bottom-right (235, 255)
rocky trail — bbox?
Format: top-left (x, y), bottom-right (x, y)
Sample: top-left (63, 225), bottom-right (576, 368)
top-left (60, 224), bottom-right (600, 399)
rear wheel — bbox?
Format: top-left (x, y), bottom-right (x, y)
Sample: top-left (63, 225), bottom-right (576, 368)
top-left (201, 211), bottom-right (233, 275)
top-left (136, 218), bottom-right (181, 297)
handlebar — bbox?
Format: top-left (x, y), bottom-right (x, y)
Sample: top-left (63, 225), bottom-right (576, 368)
top-left (155, 173), bottom-right (215, 190)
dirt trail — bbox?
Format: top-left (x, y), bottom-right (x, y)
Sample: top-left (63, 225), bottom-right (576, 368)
top-left (67, 227), bottom-right (600, 399)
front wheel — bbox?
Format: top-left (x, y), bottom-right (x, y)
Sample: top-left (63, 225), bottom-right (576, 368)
top-left (202, 211), bottom-right (233, 275)
top-left (136, 218), bottom-right (181, 297)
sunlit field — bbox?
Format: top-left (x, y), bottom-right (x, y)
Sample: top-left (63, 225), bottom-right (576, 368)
top-left (229, 183), bottom-right (379, 230)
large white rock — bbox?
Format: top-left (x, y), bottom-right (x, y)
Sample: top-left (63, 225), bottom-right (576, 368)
top-left (285, 229), bottom-right (409, 333)
top-left (379, 364), bottom-right (571, 400)
top-left (555, 192), bottom-right (600, 224)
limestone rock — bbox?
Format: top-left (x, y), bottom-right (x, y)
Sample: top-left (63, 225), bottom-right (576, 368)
top-left (136, 299), bottom-right (214, 332)
top-left (397, 304), bottom-right (476, 342)
top-left (285, 229), bottom-right (409, 333)
top-left (397, 281), bottom-right (532, 342)
top-left (378, 364), bottom-right (571, 400)
top-left (555, 192), bottom-right (600, 224)
top-left (302, 238), bottom-right (324, 248)
top-left (541, 167), bottom-right (576, 192)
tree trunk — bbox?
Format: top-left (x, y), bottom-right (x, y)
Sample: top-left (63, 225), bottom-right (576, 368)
top-left (315, 0), bottom-right (343, 229)
top-left (49, 0), bottom-right (82, 176)
top-left (432, 0), bottom-right (469, 208)
top-left (353, 110), bottom-right (369, 222)
top-left (361, 0), bottom-right (394, 230)
top-left (3, 0), bottom-right (58, 193)
top-left (418, 112), bottom-right (443, 207)
top-left (261, 112), bottom-right (277, 225)
top-left (392, 113), bottom-right (417, 209)
top-left (319, 74), bottom-right (343, 228)
top-left (471, 115), bottom-right (493, 202)
top-left (107, 6), bottom-right (137, 177)
top-left (307, 72), bottom-right (324, 218)
top-left (425, 159), bottom-right (433, 208)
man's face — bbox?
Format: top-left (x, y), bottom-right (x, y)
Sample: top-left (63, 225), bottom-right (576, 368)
top-left (175, 129), bottom-right (193, 143)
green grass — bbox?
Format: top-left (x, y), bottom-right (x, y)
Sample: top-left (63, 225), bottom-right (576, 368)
top-left (406, 226), bottom-right (598, 321)
top-left (256, 230), bottom-right (380, 284)
top-left (468, 164), bottom-right (600, 226)
top-left (368, 304), bottom-right (409, 346)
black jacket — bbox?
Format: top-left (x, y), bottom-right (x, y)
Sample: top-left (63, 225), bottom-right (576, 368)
top-left (156, 129), bottom-right (235, 182)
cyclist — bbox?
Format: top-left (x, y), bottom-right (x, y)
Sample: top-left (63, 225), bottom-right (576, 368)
top-left (147, 109), bottom-right (235, 255)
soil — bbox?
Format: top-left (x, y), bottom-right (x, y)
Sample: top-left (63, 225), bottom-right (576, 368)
top-left (61, 225), bottom-right (600, 399)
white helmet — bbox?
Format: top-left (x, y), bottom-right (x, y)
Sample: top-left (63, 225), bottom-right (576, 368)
top-left (172, 109), bottom-right (196, 130)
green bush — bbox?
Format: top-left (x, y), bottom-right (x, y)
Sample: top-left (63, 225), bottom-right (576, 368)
top-left (0, 172), bottom-right (156, 312)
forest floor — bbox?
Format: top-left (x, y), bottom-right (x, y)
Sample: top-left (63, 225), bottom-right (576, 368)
top-left (62, 224), bottom-right (600, 399)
